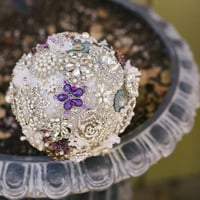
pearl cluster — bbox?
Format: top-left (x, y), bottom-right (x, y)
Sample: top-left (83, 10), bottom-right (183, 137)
top-left (31, 51), bottom-right (64, 78)
top-left (6, 32), bottom-right (140, 162)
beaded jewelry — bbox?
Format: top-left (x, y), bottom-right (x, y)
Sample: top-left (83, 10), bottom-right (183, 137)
top-left (6, 32), bottom-right (140, 162)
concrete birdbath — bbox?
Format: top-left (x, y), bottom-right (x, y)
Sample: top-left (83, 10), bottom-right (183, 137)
top-left (0, 0), bottom-right (199, 199)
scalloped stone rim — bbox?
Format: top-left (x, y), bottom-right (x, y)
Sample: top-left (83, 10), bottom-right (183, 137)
top-left (0, 0), bottom-right (199, 199)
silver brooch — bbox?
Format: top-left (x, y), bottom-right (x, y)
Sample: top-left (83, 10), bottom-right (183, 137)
top-left (6, 32), bottom-right (140, 162)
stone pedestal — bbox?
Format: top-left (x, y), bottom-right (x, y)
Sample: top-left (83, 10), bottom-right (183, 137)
top-left (0, 0), bottom-right (199, 199)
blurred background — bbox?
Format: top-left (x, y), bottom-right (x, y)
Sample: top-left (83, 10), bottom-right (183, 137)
top-left (0, 0), bottom-right (199, 199)
top-left (133, 0), bottom-right (200, 199)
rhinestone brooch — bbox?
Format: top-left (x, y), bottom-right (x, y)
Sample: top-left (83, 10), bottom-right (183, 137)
top-left (6, 32), bottom-right (140, 162)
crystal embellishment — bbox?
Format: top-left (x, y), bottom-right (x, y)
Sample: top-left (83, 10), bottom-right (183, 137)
top-left (6, 32), bottom-right (140, 162)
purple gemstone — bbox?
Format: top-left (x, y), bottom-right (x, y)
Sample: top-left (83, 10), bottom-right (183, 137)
top-left (72, 88), bottom-right (84, 97)
top-left (61, 143), bottom-right (65, 147)
top-left (71, 99), bottom-right (83, 107)
top-left (40, 40), bottom-right (48, 48)
top-left (70, 101), bottom-right (75, 106)
top-left (64, 99), bottom-right (73, 110)
top-left (63, 84), bottom-right (72, 93)
top-left (71, 86), bottom-right (76, 91)
top-left (57, 93), bottom-right (68, 101)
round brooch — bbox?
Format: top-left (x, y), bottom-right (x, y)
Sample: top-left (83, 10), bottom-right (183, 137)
top-left (6, 32), bottom-right (140, 162)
